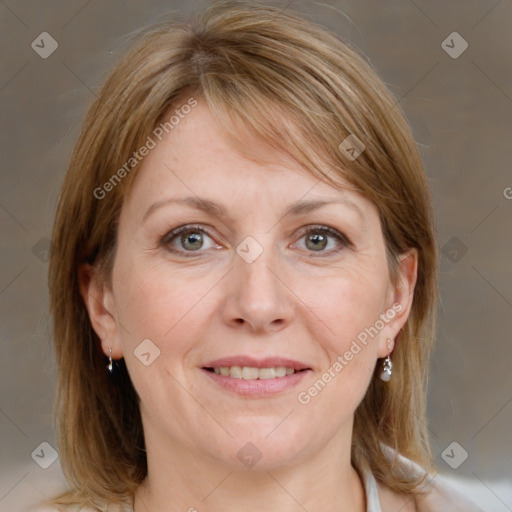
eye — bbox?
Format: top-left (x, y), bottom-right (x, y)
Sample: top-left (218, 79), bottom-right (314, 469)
top-left (161, 223), bottom-right (352, 258)
top-left (293, 225), bottom-right (352, 256)
top-left (161, 225), bottom-right (219, 256)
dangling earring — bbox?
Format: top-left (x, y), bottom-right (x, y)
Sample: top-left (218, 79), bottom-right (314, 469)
top-left (106, 346), bottom-right (113, 373)
top-left (380, 338), bottom-right (393, 382)
top-left (380, 355), bottom-right (393, 381)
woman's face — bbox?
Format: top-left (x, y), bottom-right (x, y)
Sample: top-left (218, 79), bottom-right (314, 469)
top-left (83, 99), bottom-right (417, 470)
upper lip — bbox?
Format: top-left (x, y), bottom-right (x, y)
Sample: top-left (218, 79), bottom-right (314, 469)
top-left (203, 356), bottom-right (310, 371)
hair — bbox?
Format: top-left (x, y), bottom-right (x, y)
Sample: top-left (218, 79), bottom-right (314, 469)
top-left (46, 1), bottom-right (439, 510)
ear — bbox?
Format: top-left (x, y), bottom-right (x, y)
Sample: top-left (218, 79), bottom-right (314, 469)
top-left (78, 263), bottom-right (123, 359)
top-left (377, 248), bottom-right (418, 358)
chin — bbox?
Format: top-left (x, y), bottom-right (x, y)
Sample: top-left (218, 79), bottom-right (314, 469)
top-left (214, 427), bottom-right (314, 471)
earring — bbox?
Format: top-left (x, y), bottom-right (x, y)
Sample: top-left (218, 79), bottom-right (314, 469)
top-left (380, 355), bottom-right (393, 382)
top-left (106, 346), bottom-right (113, 373)
top-left (380, 338), bottom-right (393, 382)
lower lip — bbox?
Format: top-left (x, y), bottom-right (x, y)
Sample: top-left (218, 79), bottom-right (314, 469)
top-left (201, 368), bottom-right (310, 398)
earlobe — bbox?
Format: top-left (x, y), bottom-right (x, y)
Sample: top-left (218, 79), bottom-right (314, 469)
top-left (78, 263), bottom-right (120, 357)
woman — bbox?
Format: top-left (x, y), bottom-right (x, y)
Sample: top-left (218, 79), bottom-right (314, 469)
top-left (42, 1), bottom-right (483, 511)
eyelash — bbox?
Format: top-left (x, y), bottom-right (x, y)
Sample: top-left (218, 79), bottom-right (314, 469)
top-left (160, 224), bottom-right (352, 258)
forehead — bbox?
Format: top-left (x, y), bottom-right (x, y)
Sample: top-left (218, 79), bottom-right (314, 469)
top-left (121, 99), bottom-right (375, 224)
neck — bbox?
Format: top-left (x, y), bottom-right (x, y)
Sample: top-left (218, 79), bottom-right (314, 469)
top-left (133, 422), bottom-right (366, 512)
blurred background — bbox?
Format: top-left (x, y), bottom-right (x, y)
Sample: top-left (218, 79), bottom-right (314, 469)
top-left (1, 0), bottom-right (511, 510)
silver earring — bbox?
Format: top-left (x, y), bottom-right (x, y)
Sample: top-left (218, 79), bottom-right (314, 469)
top-left (107, 346), bottom-right (113, 373)
top-left (380, 355), bottom-right (393, 382)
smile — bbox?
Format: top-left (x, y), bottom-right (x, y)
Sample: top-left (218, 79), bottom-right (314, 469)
top-left (207, 366), bottom-right (297, 379)
top-left (201, 356), bottom-right (311, 397)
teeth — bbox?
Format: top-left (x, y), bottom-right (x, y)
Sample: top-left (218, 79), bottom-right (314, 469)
top-left (230, 366), bottom-right (243, 379)
top-left (213, 366), bottom-right (296, 380)
top-left (275, 367), bottom-right (287, 377)
top-left (242, 367), bottom-right (259, 379)
top-left (258, 368), bottom-right (275, 379)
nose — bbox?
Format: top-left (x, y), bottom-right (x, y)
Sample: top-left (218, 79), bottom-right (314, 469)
top-left (221, 240), bottom-right (295, 334)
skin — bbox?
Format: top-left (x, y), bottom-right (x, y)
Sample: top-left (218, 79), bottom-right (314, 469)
top-left (80, 99), bottom-right (418, 512)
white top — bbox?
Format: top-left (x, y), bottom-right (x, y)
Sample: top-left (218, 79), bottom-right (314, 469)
top-left (33, 445), bottom-right (485, 512)
top-left (357, 444), bottom-right (485, 511)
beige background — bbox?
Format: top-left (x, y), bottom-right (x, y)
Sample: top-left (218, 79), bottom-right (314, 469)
top-left (1, 0), bottom-right (511, 510)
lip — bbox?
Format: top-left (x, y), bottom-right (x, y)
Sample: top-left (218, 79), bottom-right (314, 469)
top-left (201, 355), bottom-right (312, 398)
top-left (203, 356), bottom-right (310, 371)
top-left (201, 367), bottom-right (310, 398)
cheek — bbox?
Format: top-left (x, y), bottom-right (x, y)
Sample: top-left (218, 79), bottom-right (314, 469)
top-left (113, 257), bottom-right (211, 351)
top-left (114, 262), bottom-right (214, 406)
top-left (304, 270), bottom-right (388, 356)
top-left (310, 273), bottom-right (388, 410)
top-left (296, 277), bottom-right (383, 419)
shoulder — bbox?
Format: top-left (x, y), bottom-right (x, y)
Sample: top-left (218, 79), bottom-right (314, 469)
top-left (377, 477), bottom-right (486, 512)
top-left (414, 472), bottom-right (486, 512)
top-left (374, 444), bottom-right (485, 512)
top-left (384, 446), bottom-right (485, 511)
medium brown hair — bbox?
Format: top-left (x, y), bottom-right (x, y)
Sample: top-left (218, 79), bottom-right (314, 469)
top-left (46, 1), bottom-right (439, 509)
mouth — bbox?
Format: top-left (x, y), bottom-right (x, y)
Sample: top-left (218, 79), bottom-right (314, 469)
top-left (203, 366), bottom-right (306, 379)
top-left (201, 356), bottom-right (311, 398)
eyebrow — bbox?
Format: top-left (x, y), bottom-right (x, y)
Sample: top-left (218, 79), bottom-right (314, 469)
top-left (142, 195), bottom-right (364, 224)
